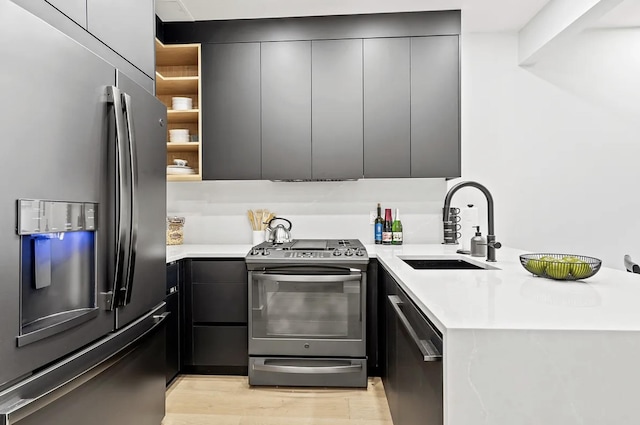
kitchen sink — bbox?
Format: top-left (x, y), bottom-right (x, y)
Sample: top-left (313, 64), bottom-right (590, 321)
top-left (401, 258), bottom-right (495, 270)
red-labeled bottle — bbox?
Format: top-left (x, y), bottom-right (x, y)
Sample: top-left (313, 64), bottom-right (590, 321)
top-left (382, 208), bottom-right (393, 245)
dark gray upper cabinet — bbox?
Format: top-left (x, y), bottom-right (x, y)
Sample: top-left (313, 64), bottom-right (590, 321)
top-left (46, 0), bottom-right (86, 28)
top-left (202, 43), bottom-right (262, 180)
top-left (261, 41), bottom-right (312, 180)
top-left (311, 39), bottom-right (364, 180)
top-left (86, 0), bottom-right (155, 78)
top-left (363, 38), bottom-right (411, 178)
top-left (410, 36), bottom-right (460, 178)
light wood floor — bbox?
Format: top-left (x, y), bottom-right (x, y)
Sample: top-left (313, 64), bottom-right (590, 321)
top-left (162, 375), bottom-right (393, 425)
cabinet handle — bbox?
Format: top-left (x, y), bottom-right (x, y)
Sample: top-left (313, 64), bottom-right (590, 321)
top-left (388, 295), bottom-right (442, 362)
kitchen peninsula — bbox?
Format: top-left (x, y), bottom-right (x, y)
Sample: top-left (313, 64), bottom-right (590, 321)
top-left (168, 243), bottom-right (640, 425)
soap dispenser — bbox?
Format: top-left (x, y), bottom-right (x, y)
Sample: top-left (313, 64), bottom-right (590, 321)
top-left (470, 226), bottom-right (486, 257)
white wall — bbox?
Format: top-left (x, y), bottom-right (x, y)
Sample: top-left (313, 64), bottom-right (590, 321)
top-left (167, 179), bottom-right (447, 245)
top-left (453, 30), bottom-right (640, 269)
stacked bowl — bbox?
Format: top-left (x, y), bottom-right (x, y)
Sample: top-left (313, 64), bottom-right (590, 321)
top-left (171, 97), bottom-right (193, 110)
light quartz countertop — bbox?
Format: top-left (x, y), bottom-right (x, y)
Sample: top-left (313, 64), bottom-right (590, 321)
top-left (166, 243), bottom-right (640, 333)
top-left (166, 242), bottom-right (640, 425)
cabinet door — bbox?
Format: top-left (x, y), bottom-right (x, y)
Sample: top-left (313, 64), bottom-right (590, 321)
top-left (192, 325), bottom-right (248, 367)
top-left (202, 43), bottom-right (261, 180)
top-left (46, 0), bottom-right (86, 28)
top-left (311, 39), bottom-right (363, 180)
top-left (363, 38), bottom-right (411, 178)
top-left (86, 0), bottom-right (155, 78)
top-left (261, 41), bottom-right (312, 180)
top-left (411, 35), bottom-right (460, 178)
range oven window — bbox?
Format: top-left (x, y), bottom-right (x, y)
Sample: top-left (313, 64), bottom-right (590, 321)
top-left (251, 270), bottom-right (363, 340)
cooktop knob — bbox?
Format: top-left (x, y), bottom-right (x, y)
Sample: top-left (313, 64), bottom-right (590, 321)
top-left (345, 249), bottom-right (354, 256)
top-left (261, 250), bottom-right (270, 256)
top-left (332, 250), bottom-right (342, 256)
top-left (250, 249), bottom-right (260, 255)
top-left (356, 249), bottom-right (365, 256)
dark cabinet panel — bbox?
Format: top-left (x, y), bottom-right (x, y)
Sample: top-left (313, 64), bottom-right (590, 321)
top-left (191, 260), bottom-right (247, 285)
top-left (311, 39), bottom-right (363, 180)
top-left (46, 0), bottom-right (86, 28)
top-left (192, 282), bottom-right (248, 324)
top-left (366, 259), bottom-right (379, 376)
top-left (410, 35), bottom-right (460, 178)
top-left (192, 325), bottom-right (248, 367)
top-left (363, 38), bottom-right (411, 178)
top-left (383, 272), bottom-right (399, 423)
top-left (202, 43), bottom-right (261, 180)
top-left (261, 41), bottom-right (312, 180)
top-left (86, 0), bottom-right (155, 78)
top-left (165, 291), bottom-right (180, 385)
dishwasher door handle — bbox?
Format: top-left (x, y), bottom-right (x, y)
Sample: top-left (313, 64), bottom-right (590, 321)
top-left (253, 359), bottom-right (362, 374)
top-left (388, 295), bottom-right (442, 362)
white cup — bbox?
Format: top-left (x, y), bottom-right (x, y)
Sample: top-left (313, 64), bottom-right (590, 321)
top-left (252, 230), bottom-right (265, 246)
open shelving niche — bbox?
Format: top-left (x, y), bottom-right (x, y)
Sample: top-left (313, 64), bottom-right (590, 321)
top-left (155, 39), bottom-right (202, 181)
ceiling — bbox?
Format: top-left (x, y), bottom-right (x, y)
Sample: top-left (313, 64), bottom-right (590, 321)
top-left (156, 0), bottom-right (640, 33)
top-left (156, 0), bottom-right (552, 32)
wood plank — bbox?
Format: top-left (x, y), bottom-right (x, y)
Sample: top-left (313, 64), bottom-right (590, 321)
top-left (163, 375), bottom-right (392, 425)
top-left (156, 73), bottom-right (199, 95)
top-left (167, 174), bottom-right (201, 182)
top-left (167, 109), bottom-right (199, 123)
top-left (167, 142), bottom-right (199, 152)
top-left (156, 39), bottom-right (199, 67)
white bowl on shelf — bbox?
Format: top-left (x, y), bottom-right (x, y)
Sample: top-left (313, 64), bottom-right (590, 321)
top-left (171, 97), bottom-right (193, 111)
top-left (169, 129), bottom-right (189, 143)
top-left (167, 165), bottom-right (195, 175)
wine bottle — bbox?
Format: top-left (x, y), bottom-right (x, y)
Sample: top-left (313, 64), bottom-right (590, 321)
top-left (392, 208), bottom-right (403, 245)
top-left (374, 203), bottom-right (383, 244)
top-left (382, 208), bottom-right (393, 245)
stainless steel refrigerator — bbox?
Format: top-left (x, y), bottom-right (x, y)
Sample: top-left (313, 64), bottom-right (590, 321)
top-left (0, 1), bottom-right (168, 424)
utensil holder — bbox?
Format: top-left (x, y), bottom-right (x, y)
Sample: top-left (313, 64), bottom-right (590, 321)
top-left (252, 230), bottom-right (265, 246)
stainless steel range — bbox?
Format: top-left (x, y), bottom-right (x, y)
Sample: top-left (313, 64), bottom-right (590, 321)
top-left (246, 239), bottom-right (369, 388)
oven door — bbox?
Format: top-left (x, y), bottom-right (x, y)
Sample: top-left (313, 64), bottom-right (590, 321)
top-left (249, 267), bottom-right (366, 357)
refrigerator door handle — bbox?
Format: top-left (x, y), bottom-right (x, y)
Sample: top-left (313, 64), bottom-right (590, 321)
top-left (122, 92), bottom-right (138, 306)
top-left (106, 86), bottom-right (131, 310)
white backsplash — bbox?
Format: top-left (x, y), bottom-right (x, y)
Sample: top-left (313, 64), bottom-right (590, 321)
top-left (167, 179), bottom-right (448, 245)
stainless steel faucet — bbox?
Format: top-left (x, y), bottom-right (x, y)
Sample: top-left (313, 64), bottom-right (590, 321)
top-left (443, 181), bottom-right (502, 262)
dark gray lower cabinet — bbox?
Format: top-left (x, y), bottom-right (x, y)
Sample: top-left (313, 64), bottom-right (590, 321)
top-left (411, 35), bottom-right (460, 178)
top-left (311, 39), bottom-right (363, 180)
top-left (202, 43), bottom-right (261, 180)
top-left (261, 41), bottom-right (312, 180)
top-left (185, 259), bottom-right (249, 374)
top-left (166, 261), bottom-right (181, 385)
top-left (382, 268), bottom-right (443, 425)
top-left (193, 326), bottom-right (248, 367)
top-left (363, 38), bottom-right (411, 178)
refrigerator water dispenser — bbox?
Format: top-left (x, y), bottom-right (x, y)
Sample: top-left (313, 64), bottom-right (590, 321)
top-left (17, 200), bottom-right (99, 347)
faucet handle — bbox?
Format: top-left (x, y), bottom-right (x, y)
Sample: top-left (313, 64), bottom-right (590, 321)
top-left (478, 240), bottom-right (502, 249)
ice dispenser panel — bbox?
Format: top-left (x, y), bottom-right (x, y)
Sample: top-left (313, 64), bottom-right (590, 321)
top-left (17, 200), bottom-right (99, 347)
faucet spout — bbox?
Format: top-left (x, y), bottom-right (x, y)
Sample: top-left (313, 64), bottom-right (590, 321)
top-left (443, 181), bottom-right (500, 261)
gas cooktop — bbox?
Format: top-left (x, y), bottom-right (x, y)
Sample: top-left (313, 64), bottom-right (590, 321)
top-left (245, 239), bottom-right (368, 264)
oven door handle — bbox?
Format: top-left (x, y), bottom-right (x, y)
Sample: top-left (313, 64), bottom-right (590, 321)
top-left (256, 273), bottom-right (362, 283)
top-left (252, 360), bottom-right (362, 374)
